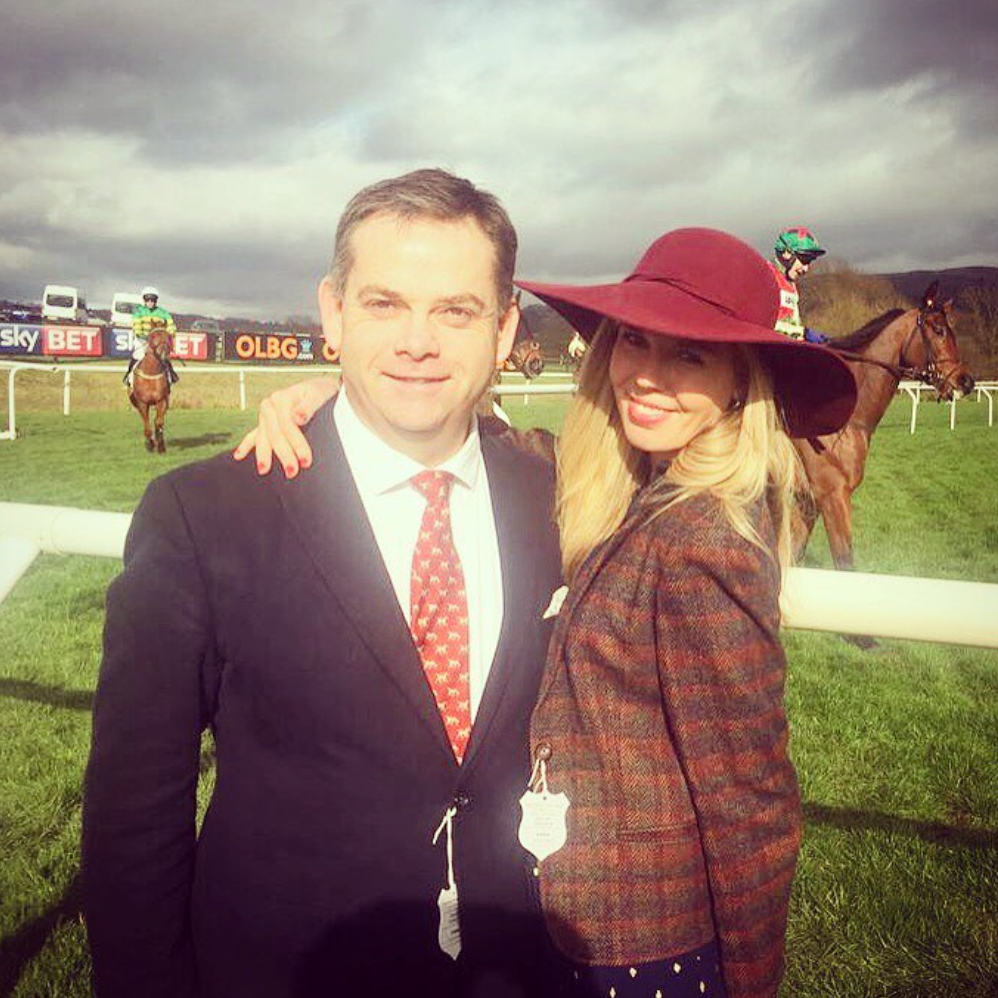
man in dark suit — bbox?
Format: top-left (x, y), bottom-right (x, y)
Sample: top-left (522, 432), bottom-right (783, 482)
top-left (82, 169), bottom-right (563, 998)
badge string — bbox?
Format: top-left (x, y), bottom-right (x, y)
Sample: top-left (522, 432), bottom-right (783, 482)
top-left (432, 805), bottom-right (458, 893)
top-left (527, 756), bottom-right (551, 795)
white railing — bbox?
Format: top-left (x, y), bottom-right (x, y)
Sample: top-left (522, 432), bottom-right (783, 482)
top-left (2, 501), bottom-right (997, 648)
top-left (899, 379), bottom-right (998, 433)
top-left (0, 362), bottom-right (578, 440)
top-left (2, 361), bottom-right (992, 442)
top-left (0, 361), bottom-right (351, 439)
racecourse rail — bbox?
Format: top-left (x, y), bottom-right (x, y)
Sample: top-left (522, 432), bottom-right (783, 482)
top-left (1, 502), bottom-right (997, 648)
top-left (1, 360), bottom-right (995, 441)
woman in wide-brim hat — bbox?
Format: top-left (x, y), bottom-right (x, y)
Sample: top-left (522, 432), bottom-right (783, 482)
top-left (517, 227), bottom-right (855, 998)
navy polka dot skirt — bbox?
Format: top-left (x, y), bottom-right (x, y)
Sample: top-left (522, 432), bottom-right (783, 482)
top-left (559, 938), bottom-right (726, 998)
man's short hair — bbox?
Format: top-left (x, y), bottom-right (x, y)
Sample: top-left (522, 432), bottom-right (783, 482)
top-left (328, 168), bottom-right (517, 307)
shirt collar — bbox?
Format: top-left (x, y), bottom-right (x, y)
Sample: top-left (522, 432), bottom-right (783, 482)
top-left (334, 386), bottom-right (482, 498)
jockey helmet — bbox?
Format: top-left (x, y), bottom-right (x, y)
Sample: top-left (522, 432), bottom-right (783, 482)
top-left (141, 286), bottom-right (160, 300)
top-left (774, 227), bottom-right (825, 265)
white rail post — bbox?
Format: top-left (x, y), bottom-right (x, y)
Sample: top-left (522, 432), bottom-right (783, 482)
top-left (63, 368), bottom-right (72, 416)
top-left (4, 366), bottom-right (17, 441)
top-left (906, 385), bottom-right (919, 435)
top-left (980, 386), bottom-right (994, 428)
top-left (950, 395), bottom-right (956, 431)
top-left (239, 370), bottom-right (247, 411)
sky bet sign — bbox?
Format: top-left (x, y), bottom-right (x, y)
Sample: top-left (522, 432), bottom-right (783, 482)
top-left (0, 325), bottom-right (44, 356)
top-left (0, 324), bottom-right (103, 357)
top-left (106, 328), bottom-right (211, 361)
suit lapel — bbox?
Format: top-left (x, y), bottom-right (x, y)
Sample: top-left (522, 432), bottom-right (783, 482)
top-left (277, 402), bottom-right (455, 763)
top-left (461, 435), bottom-right (547, 774)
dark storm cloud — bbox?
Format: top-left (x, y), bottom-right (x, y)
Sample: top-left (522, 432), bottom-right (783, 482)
top-left (1, 216), bottom-right (323, 318)
top-left (1, 0), bottom-right (996, 318)
top-left (0, 0), bottom-right (419, 163)
top-left (802, 0), bottom-right (998, 129)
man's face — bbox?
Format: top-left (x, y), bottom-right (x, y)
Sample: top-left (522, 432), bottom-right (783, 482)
top-left (319, 213), bottom-right (518, 465)
top-left (143, 296), bottom-right (158, 309)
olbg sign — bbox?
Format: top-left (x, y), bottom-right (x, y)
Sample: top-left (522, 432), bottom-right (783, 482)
top-left (223, 333), bottom-right (337, 364)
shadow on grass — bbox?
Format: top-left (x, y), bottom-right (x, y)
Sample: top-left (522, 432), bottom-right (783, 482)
top-left (0, 678), bottom-right (93, 711)
top-left (804, 801), bottom-right (998, 850)
top-left (168, 432), bottom-right (233, 450)
top-left (0, 873), bottom-right (82, 997)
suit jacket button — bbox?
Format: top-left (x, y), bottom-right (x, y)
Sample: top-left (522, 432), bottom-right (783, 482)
top-left (453, 793), bottom-right (472, 810)
top-left (534, 742), bottom-right (552, 761)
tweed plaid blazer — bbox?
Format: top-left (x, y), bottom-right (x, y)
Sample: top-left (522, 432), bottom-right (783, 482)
top-left (530, 487), bottom-right (801, 998)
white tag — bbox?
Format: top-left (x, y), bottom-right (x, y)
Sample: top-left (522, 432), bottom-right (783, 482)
top-left (431, 805), bottom-right (461, 961)
top-left (436, 884), bottom-right (462, 960)
top-left (543, 585), bottom-right (569, 620)
top-left (518, 787), bottom-right (570, 861)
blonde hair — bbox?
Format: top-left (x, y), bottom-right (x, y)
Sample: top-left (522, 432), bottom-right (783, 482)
top-left (556, 321), bottom-right (805, 583)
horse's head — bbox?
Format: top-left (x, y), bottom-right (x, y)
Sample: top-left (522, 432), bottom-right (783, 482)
top-left (504, 339), bottom-right (545, 379)
top-left (910, 282), bottom-right (975, 400)
top-left (147, 322), bottom-right (172, 360)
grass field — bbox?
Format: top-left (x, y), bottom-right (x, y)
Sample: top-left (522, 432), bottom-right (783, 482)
top-left (0, 385), bottom-right (996, 997)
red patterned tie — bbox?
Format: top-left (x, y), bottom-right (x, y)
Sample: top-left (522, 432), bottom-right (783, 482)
top-left (410, 471), bottom-right (471, 763)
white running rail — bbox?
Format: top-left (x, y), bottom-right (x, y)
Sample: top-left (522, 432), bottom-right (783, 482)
top-left (2, 502), bottom-right (997, 647)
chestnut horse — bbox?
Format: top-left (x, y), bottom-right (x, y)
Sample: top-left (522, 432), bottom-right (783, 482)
top-left (794, 282), bottom-right (974, 571)
top-left (128, 324), bottom-right (173, 453)
top-left (503, 338), bottom-right (545, 378)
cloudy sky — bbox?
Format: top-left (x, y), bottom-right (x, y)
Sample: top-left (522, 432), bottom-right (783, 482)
top-left (1, 0), bottom-right (996, 319)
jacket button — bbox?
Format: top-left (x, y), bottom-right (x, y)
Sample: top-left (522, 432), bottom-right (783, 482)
top-left (534, 742), bottom-right (552, 761)
top-left (453, 793), bottom-right (472, 811)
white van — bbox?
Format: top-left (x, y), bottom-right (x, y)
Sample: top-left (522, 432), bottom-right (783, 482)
top-left (110, 292), bottom-right (144, 329)
top-left (42, 285), bottom-right (88, 325)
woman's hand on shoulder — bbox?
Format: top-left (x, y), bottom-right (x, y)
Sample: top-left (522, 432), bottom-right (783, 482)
top-left (233, 375), bottom-right (338, 477)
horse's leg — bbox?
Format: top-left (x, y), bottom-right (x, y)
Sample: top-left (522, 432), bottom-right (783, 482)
top-left (791, 488), bottom-right (819, 561)
top-left (135, 398), bottom-right (154, 451)
top-left (820, 488), bottom-right (878, 649)
top-left (155, 398), bottom-right (167, 453)
top-left (820, 488), bottom-right (855, 572)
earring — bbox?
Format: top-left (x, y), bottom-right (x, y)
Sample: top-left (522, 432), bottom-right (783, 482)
top-left (729, 397), bottom-right (744, 412)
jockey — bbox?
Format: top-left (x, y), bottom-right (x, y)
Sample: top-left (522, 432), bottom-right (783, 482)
top-left (769, 227), bottom-right (829, 344)
top-left (124, 287), bottom-right (180, 385)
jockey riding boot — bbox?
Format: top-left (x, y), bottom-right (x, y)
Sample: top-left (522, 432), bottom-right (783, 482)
top-left (164, 358), bottom-right (180, 384)
top-left (123, 356), bottom-right (137, 385)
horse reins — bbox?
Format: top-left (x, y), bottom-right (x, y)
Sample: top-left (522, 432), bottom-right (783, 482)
top-left (833, 310), bottom-right (945, 387)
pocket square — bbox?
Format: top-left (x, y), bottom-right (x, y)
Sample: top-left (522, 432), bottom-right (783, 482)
top-left (542, 586), bottom-right (568, 620)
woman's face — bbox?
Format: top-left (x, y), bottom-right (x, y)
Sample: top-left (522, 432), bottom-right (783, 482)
top-left (608, 327), bottom-right (740, 464)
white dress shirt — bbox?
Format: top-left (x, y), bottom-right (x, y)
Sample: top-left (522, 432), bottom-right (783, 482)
top-left (334, 389), bottom-right (504, 721)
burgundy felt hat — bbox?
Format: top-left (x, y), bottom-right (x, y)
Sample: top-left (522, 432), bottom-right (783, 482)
top-left (517, 227), bottom-right (857, 438)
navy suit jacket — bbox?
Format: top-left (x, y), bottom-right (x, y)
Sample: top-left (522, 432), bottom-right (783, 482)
top-left (82, 402), bottom-right (563, 998)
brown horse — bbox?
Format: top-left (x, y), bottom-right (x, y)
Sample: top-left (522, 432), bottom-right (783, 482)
top-left (128, 324), bottom-right (173, 453)
top-left (503, 338), bottom-right (545, 378)
top-left (794, 281), bottom-right (975, 571)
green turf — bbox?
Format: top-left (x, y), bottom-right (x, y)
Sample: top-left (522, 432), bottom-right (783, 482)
top-left (0, 394), bottom-right (995, 996)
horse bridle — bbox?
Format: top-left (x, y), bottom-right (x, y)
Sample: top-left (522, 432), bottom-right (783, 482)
top-left (835, 307), bottom-right (952, 389)
top-left (134, 333), bottom-right (171, 380)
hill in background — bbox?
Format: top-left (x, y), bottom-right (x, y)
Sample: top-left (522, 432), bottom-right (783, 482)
top-left (804, 264), bottom-right (998, 377)
top-left (883, 266), bottom-right (998, 302)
